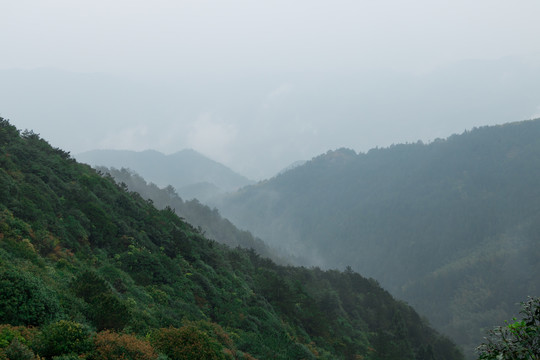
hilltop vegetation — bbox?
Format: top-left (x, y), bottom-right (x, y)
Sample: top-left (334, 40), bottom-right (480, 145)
top-left (0, 117), bottom-right (463, 359)
top-left (214, 119), bottom-right (540, 358)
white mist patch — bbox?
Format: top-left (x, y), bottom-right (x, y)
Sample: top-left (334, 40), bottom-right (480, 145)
top-left (262, 83), bottom-right (294, 109)
top-left (530, 106), bottom-right (540, 120)
top-left (99, 124), bottom-right (151, 150)
top-left (186, 112), bottom-right (238, 165)
top-left (154, 120), bottom-right (191, 154)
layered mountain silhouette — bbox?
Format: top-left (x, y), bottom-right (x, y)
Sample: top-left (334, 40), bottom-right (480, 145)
top-left (0, 117), bottom-right (464, 359)
top-left (76, 149), bottom-right (253, 201)
top-left (212, 119), bottom-right (540, 358)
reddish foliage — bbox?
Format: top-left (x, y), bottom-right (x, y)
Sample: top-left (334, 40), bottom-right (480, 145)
top-left (94, 331), bottom-right (157, 360)
top-left (150, 326), bottom-right (225, 360)
top-left (0, 324), bottom-right (38, 347)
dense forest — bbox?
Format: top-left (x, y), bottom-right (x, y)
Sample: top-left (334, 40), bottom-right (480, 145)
top-left (94, 166), bottom-right (293, 265)
top-left (214, 119), bottom-right (540, 358)
top-left (0, 118), bottom-right (464, 359)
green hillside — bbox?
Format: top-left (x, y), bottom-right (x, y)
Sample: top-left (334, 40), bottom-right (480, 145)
top-left (0, 117), bottom-right (463, 359)
top-left (95, 166), bottom-right (294, 265)
top-left (215, 119), bottom-right (540, 358)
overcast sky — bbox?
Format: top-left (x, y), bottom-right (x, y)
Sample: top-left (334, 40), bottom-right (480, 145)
top-left (1, 0), bottom-right (540, 179)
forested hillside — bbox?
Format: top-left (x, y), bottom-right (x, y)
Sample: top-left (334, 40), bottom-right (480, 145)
top-left (96, 166), bottom-right (294, 265)
top-left (0, 117), bottom-right (463, 359)
top-left (214, 119), bottom-right (540, 358)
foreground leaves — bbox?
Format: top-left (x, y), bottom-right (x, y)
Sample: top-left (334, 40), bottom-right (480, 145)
top-left (476, 297), bottom-right (540, 360)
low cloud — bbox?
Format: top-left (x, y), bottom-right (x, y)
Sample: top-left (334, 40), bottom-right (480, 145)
top-left (98, 124), bottom-right (150, 150)
top-left (262, 83), bottom-right (294, 109)
top-left (186, 112), bottom-right (238, 165)
top-left (530, 106), bottom-right (540, 120)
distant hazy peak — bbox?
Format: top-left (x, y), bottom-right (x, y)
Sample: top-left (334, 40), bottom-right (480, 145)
top-left (170, 148), bottom-right (198, 155)
top-left (309, 148), bottom-right (357, 164)
top-left (277, 160), bottom-right (307, 176)
top-left (75, 148), bottom-right (253, 197)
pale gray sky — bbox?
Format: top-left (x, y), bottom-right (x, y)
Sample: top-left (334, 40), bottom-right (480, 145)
top-left (1, 0), bottom-right (540, 179)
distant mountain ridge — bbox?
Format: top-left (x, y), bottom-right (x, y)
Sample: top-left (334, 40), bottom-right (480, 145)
top-left (213, 119), bottom-right (540, 358)
top-left (277, 160), bottom-right (307, 176)
top-left (76, 149), bottom-right (253, 201)
top-left (3, 58), bottom-right (540, 180)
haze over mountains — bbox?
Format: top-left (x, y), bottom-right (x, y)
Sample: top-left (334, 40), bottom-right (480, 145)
top-left (212, 119), bottom-right (540, 358)
top-left (0, 118), bottom-right (466, 360)
top-left (2, 2), bottom-right (540, 358)
top-left (71, 117), bottom-right (540, 358)
top-left (76, 149), bottom-right (253, 201)
top-left (2, 55), bottom-right (540, 180)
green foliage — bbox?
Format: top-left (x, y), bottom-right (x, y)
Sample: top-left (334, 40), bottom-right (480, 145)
top-left (32, 320), bottom-right (93, 359)
top-left (72, 270), bottom-right (111, 299)
top-left (150, 326), bottom-right (226, 360)
top-left (5, 338), bottom-right (36, 360)
top-left (0, 266), bottom-right (61, 326)
top-left (98, 167), bottom-right (290, 264)
top-left (216, 120), bottom-right (540, 358)
top-left (0, 325), bottom-right (37, 351)
top-left (476, 297), bottom-right (540, 359)
top-left (0, 326), bottom-right (38, 360)
top-left (0, 117), bottom-right (464, 360)
top-left (117, 247), bottom-right (174, 286)
top-left (71, 271), bottom-right (130, 331)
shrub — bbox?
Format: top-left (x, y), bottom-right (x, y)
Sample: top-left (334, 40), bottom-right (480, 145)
top-left (0, 267), bottom-right (61, 326)
top-left (93, 331), bottom-right (157, 360)
top-left (150, 326), bottom-right (226, 360)
top-left (32, 320), bottom-right (93, 359)
top-left (0, 325), bottom-right (38, 349)
top-left (71, 271), bottom-right (110, 301)
top-left (92, 293), bottom-right (131, 331)
top-left (184, 321), bottom-right (234, 351)
top-left (5, 338), bottom-right (36, 360)
top-left (71, 271), bottom-right (131, 331)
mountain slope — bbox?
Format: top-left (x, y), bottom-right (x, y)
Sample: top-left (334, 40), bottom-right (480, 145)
top-left (96, 166), bottom-right (296, 265)
top-left (0, 118), bottom-right (463, 359)
top-left (76, 149), bottom-right (253, 201)
top-left (214, 119), bottom-right (540, 358)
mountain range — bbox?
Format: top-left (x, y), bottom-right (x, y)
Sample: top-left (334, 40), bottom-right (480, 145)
top-left (10, 113), bottom-right (539, 358)
top-left (0, 118), bottom-right (465, 359)
top-left (211, 119), bottom-right (540, 358)
top-left (72, 119), bottom-right (540, 358)
top-left (2, 58), bottom-right (540, 180)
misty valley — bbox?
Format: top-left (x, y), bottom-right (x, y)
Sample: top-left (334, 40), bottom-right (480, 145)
top-left (1, 117), bottom-right (539, 360)
top-left (3, 1), bottom-right (540, 359)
